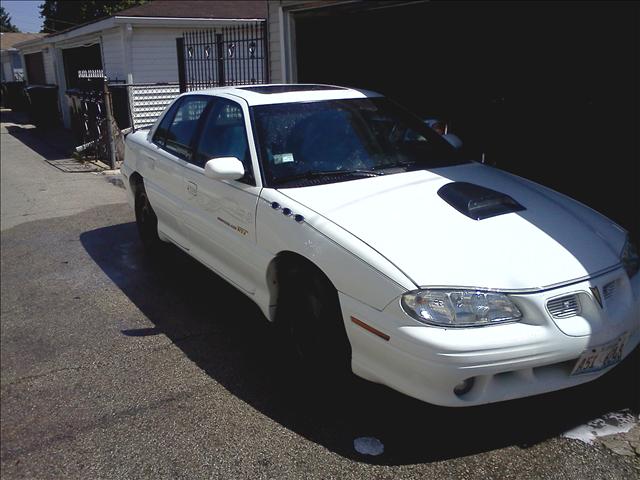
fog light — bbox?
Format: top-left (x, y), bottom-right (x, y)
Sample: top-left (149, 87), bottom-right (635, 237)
top-left (453, 377), bottom-right (475, 396)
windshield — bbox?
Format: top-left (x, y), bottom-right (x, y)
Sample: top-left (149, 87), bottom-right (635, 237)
top-left (251, 98), bottom-right (470, 187)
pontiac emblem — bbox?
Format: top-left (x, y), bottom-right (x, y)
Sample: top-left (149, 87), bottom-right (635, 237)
top-left (590, 286), bottom-right (603, 309)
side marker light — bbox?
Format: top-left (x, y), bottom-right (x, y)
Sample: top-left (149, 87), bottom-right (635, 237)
top-left (350, 316), bottom-right (390, 341)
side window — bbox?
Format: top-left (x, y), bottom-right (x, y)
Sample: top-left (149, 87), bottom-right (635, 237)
top-left (152, 100), bottom-right (181, 147)
top-left (195, 98), bottom-right (253, 184)
top-left (164, 96), bottom-right (210, 160)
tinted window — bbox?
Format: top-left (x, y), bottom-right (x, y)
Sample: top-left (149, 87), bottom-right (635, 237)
top-left (196, 98), bottom-right (253, 184)
top-left (164, 96), bottom-right (210, 160)
top-left (153, 100), bottom-right (181, 147)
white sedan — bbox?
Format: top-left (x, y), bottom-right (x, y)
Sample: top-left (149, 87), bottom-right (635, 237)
top-left (121, 84), bottom-right (640, 407)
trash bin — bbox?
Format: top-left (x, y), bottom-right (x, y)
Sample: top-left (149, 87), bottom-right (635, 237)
top-left (1, 81), bottom-right (28, 111)
top-left (24, 84), bottom-right (60, 128)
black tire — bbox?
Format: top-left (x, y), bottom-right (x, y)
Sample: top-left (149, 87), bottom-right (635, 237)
top-left (278, 261), bottom-right (352, 380)
top-left (134, 183), bottom-right (162, 251)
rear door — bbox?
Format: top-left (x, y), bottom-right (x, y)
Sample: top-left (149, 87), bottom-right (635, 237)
top-left (181, 95), bottom-right (262, 293)
top-left (143, 95), bottom-right (210, 246)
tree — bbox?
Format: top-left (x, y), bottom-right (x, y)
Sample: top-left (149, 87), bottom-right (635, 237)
top-left (1, 6), bottom-right (21, 32)
top-left (39, 1), bottom-right (148, 34)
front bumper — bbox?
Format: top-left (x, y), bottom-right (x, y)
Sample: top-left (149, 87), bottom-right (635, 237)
top-left (341, 269), bottom-right (640, 407)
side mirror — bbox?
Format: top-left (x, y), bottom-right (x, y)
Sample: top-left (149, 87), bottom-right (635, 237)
top-left (204, 157), bottom-right (245, 181)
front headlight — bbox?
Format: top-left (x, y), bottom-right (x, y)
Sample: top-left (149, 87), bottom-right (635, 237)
top-left (401, 289), bottom-right (522, 327)
top-left (621, 236), bottom-right (639, 278)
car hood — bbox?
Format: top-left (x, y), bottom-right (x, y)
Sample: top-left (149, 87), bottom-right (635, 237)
top-left (279, 163), bottom-right (626, 290)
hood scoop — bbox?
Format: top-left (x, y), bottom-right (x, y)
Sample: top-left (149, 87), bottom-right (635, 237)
top-left (437, 181), bottom-right (526, 220)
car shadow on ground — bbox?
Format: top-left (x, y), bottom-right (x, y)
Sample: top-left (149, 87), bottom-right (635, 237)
top-left (80, 222), bottom-right (639, 465)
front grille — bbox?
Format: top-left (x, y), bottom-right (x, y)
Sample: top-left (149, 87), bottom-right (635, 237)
top-left (547, 294), bottom-right (581, 319)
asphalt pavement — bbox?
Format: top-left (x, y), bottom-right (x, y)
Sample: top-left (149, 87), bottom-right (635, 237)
top-left (1, 109), bottom-right (639, 479)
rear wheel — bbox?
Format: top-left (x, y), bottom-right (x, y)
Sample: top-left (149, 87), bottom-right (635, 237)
top-left (278, 261), bottom-right (352, 380)
top-left (134, 183), bottom-right (162, 251)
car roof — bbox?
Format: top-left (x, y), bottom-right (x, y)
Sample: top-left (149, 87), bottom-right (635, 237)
top-left (187, 83), bottom-right (383, 106)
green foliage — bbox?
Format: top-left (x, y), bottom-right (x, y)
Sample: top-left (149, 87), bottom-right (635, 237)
top-left (39, 0), bottom-right (148, 33)
top-left (1, 6), bottom-right (21, 33)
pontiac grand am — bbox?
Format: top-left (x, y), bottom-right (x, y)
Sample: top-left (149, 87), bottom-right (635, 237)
top-left (121, 84), bottom-right (639, 406)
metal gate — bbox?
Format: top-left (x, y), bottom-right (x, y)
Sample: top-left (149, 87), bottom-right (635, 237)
top-left (179, 22), bottom-right (268, 92)
top-left (66, 69), bottom-right (122, 168)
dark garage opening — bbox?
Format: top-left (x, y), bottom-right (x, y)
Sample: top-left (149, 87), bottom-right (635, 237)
top-left (24, 52), bottom-right (47, 85)
top-left (295, 2), bottom-right (639, 238)
top-left (62, 43), bottom-right (103, 89)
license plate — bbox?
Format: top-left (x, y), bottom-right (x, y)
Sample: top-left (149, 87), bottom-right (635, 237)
top-left (571, 332), bottom-right (629, 376)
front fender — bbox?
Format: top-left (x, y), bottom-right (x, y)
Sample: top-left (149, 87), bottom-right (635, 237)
top-left (257, 189), bottom-right (415, 311)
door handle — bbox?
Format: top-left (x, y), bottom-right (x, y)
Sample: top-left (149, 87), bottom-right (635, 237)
top-left (186, 181), bottom-right (198, 196)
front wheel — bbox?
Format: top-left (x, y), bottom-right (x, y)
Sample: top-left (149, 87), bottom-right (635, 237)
top-left (134, 184), bottom-right (162, 251)
top-left (278, 262), bottom-right (352, 380)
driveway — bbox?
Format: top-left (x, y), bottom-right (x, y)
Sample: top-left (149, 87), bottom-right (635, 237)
top-left (1, 110), bottom-right (639, 479)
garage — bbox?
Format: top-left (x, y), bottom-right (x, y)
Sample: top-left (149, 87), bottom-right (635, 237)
top-left (274, 1), bottom-right (638, 238)
top-left (61, 43), bottom-right (103, 89)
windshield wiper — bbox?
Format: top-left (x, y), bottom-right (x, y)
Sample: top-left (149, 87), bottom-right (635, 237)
top-left (273, 169), bottom-right (383, 185)
top-left (373, 160), bottom-right (418, 170)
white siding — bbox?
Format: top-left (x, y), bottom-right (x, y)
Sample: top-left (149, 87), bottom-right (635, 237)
top-left (131, 27), bottom-right (184, 83)
top-left (43, 48), bottom-right (55, 84)
top-left (101, 27), bottom-right (125, 81)
top-left (268, 1), bottom-right (283, 83)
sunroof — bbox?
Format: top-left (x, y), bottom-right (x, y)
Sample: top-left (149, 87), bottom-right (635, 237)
top-left (238, 85), bottom-right (346, 94)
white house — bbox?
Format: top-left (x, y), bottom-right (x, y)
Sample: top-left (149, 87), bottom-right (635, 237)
top-left (15, 0), bottom-right (267, 129)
